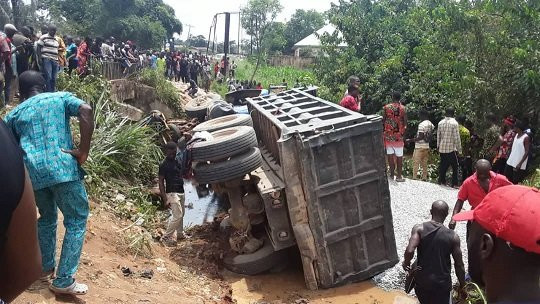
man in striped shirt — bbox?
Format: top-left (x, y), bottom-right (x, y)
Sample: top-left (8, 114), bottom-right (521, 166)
top-left (37, 25), bottom-right (59, 92)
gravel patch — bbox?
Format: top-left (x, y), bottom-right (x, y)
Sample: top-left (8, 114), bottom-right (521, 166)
top-left (372, 178), bottom-right (469, 291)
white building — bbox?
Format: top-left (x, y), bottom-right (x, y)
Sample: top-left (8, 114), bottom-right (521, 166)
top-left (292, 24), bottom-right (348, 57)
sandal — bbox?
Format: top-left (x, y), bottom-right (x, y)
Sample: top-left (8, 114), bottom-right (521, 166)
top-left (396, 177), bottom-right (406, 182)
top-left (49, 281), bottom-right (88, 295)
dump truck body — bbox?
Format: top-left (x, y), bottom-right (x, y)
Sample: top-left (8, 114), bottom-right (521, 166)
top-left (246, 89), bottom-right (398, 289)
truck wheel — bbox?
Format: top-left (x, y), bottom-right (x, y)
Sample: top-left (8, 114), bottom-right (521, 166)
top-left (191, 126), bottom-right (257, 162)
top-left (223, 238), bottom-right (287, 275)
top-left (185, 98), bottom-right (212, 121)
top-left (193, 114), bottom-right (253, 133)
top-left (194, 147), bottom-right (262, 184)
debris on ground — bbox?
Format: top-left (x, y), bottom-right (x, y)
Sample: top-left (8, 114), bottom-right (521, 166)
top-left (169, 214), bottom-right (232, 280)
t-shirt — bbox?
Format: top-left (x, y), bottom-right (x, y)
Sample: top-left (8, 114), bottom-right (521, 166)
top-left (0, 119), bottom-right (25, 253)
top-left (415, 120), bottom-right (434, 149)
top-left (383, 102), bottom-right (406, 147)
top-left (159, 158), bottom-right (184, 193)
top-left (459, 125), bottom-right (471, 156)
top-left (482, 124), bottom-right (500, 160)
top-left (339, 95), bottom-right (359, 112)
top-left (457, 171), bottom-right (512, 208)
top-left (4, 92), bottom-right (85, 190)
top-left (37, 33), bottom-right (59, 61)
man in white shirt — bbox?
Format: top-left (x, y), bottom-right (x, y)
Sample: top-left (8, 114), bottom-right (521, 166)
top-left (437, 107), bottom-right (462, 188)
top-left (407, 109), bottom-right (434, 181)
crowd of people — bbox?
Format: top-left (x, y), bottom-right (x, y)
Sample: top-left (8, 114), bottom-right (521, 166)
top-left (340, 76), bottom-right (535, 186)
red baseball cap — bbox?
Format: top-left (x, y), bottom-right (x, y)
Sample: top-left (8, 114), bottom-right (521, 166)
top-left (453, 185), bottom-right (540, 254)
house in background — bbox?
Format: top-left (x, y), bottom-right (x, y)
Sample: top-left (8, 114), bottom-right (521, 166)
top-left (292, 24), bottom-right (348, 57)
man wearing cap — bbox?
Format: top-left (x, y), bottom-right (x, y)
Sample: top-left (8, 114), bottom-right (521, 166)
top-left (452, 185), bottom-right (540, 303)
top-left (403, 200), bottom-right (466, 303)
top-left (449, 159), bottom-right (512, 230)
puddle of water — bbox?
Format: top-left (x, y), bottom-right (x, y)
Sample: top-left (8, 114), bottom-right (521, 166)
top-left (182, 181), bottom-right (227, 228)
top-left (224, 269), bottom-right (416, 304)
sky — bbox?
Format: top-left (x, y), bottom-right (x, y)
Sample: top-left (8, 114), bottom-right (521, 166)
top-left (163, 0), bottom-right (338, 42)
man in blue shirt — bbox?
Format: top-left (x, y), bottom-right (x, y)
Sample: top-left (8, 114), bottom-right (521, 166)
top-left (4, 70), bottom-right (94, 296)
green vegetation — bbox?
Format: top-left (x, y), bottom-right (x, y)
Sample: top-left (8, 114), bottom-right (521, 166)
top-left (316, 0), bottom-right (539, 131)
top-left (57, 73), bottom-right (163, 229)
top-left (211, 59), bottom-right (317, 97)
top-left (5, 0), bottom-right (182, 49)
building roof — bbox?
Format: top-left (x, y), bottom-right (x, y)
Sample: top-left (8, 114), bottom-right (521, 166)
top-left (292, 24), bottom-right (348, 49)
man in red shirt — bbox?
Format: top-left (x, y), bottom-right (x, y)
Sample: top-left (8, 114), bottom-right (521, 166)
top-left (339, 84), bottom-right (361, 112)
top-left (383, 92), bottom-right (407, 182)
top-left (449, 159), bottom-right (512, 230)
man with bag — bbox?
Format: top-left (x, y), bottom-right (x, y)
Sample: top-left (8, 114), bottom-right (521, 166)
top-left (403, 200), bottom-right (466, 303)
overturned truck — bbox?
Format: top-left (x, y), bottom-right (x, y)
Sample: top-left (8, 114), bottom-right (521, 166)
top-left (191, 89), bottom-right (398, 290)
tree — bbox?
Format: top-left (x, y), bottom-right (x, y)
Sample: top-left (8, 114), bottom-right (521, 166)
top-left (43, 0), bottom-right (182, 49)
top-left (284, 9), bottom-right (325, 53)
top-left (186, 35), bottom-right (208, 48)
top-left (263, 22), bottom-right (287, 55)
top-left (315, 0), bottom-right (540, 133)
top-left (241, 0), bottom-right (283, 81)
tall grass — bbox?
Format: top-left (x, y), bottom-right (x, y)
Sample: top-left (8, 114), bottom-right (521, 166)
top-left (234, 60), bottom-right (317, 89)
top-left (58, 73), bottom-right (163, 225)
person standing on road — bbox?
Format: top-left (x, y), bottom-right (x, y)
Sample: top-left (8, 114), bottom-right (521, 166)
top-left (36, 25), bottom-right (59, 92)
top-left (481, 113), bottom-right (500, 162)
top-left (159, 142), bottom-right (186, 247)
top-left (407, 109), bottom-right (434, 181)
top-left (452, 185), bottom-right (540, 303)
top-left (383, 92), bottom-right (407, 182)
top-left (457, 115), bottom-right (472, 184)
top-left (449, 159), bottom-right (511, 230)
top-left (403, 200), bottom-right (466, 304)
top-left (491, 117), bottom-right (516, 174)
top-left (4, 70), bottom-right (94, 296)
top-left (339, 84), bottom-right (361, 112)
top-left (504, 120), bottom-right (530, 184)
top-left (437, 107), bottom-right (461, 188)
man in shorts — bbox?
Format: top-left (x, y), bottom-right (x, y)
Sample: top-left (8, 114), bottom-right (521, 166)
top-left (383, 92), bottom-right (407, 181)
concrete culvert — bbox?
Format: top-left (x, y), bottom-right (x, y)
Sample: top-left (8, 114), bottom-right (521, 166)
top-left (191, 126), bottom-right (258, 162)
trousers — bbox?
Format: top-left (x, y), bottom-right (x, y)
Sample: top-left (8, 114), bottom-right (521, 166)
top-left (438, 151), bottom-right (459, 187)
top-left (163, 193), bottom-right (185, 240)
top-left (42, 58), bottom-right (59, 92)
top-left (34, 180), bottom-right (89, 288)
top-left (415, 285), bottom-right (451, 304)
top-left (413, 148), bottom-right (430, 180)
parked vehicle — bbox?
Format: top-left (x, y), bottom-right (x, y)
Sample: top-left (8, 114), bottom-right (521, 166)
top-left (191, 89), bottom-right (398, 290)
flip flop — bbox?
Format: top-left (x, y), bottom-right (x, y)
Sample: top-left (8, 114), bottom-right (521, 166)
top-left (49, 281), bottom-right (88, 296)
top-left (396, 178), bottom-right (406, 182)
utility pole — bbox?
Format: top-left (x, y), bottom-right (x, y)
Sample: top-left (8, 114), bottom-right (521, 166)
top-left (238, 10), bottom-right (241, 54)
top-left (224, 12), bottom-right (231, 77)
top-left (185, 24), bottom-right (194, 47)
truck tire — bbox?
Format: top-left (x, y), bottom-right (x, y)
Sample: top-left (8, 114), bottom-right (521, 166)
top-left (223, 238), bottom-right (287, 276)
top-left (191, 126), bottom-right (258, 162)
top-left (193, 114), bottom-right (253, 133)
top-left (194, 147), bottom-right (262, 184)
top-left (185, 98), bottom-right (212, 121)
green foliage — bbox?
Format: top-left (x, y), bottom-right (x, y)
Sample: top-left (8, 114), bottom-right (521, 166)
top-left (316, 0), bottom-right (540, 131)
top-left (263, 22), bottom-right (287, 55)
top-left (524, 169), bottom-right (540, 189)
top-left (283, 9), bottom-right (325, 53)
top-left (57, 73), bottom-right (163, 225)
top-left (133, 68), bottom-right (184, 116)
top-left (44, 0), bottom-right (182, 49)
top-left (235, 60), bottom-right (317, 89)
